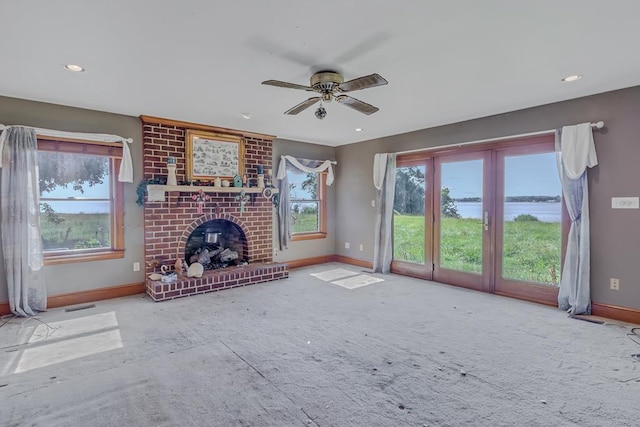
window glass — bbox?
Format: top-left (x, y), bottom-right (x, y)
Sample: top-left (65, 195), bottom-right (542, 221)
top-left (37, 142), bottom-right (124, 262)
top-left (288, 169), bottom-right (325, 236)
top-left (393, 166), bottom-right (426, 264)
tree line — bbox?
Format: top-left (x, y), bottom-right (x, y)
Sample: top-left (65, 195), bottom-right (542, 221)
top-left (394, 166), bottom-right (560, 218)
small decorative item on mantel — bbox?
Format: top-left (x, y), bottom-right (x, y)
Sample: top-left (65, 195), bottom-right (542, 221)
top-left (257, 165), bottom-right (265, 188)
top-left (266, 168), bottom-right (273, 188)
top-left (233, 175), bottom-right (243, 188)
top-left (192, 189), bottom-right (210, 215)
top-left (166, 156), bottom-right (177, 186)
top-left (214, 176), bottom-right (221, 187)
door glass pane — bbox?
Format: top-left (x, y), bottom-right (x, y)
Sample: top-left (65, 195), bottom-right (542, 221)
top-left (393, 166), bottom-right (425, 264)
top-left (503, 153), bottom-right (562, 285)
top-left (440, 159), bottom-right (483, 273)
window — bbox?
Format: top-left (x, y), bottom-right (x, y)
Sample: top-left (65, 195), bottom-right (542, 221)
top-left (37, 139), bottom-right (124, 264)
top-left (287, 169), bottom-right (326, 240)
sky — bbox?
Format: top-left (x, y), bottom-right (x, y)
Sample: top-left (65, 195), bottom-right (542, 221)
top-left (442, 152), bottom-right (560, 199)
top-left (40, 173), bottom-right (111, 213)
top-left (288, 169), bottom-right (314, 199)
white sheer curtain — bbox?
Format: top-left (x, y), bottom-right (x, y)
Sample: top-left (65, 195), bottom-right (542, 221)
top-left (372, 153), bottom-right (396, 273)
top-left (555, 123), bottom-right (598, 315)
top-left (0, 127), bottom-right (47, 316)
top-left (276, 155), bottom-right (336, 250)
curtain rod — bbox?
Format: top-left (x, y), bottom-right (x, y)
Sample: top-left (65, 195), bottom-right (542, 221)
top-left (395, 121), bottom-right (604, 156)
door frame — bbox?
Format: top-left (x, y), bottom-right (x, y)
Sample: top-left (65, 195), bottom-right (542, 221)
top-left (391, 155), bottom-right (434, 280)
top-left (492, 138), bottom-right (568, 305)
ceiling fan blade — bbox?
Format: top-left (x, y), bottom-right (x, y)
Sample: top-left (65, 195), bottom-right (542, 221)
top-left (337, 73), bottom-right (388, 92)
top-left (262, 80), bottom-right (313, 91)
top-left (335, 95), bottom-right (379, 115)
top-left (284, 97), bottom-right (321, 115)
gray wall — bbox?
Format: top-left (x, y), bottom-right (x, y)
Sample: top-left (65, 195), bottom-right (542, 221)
top-left (0, 96), bottom-right (145, 302)
top-left (335, 86), bottom-right (640, 310)
top-left (272, 138), bottom-right (336, 262)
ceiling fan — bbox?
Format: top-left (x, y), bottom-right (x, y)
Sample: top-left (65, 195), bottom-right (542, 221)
top-left (262, 71), bottom-right (388, 119)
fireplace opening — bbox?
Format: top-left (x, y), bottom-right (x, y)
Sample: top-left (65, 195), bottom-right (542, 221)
top-left (184, 220), bottom-right (248, 271)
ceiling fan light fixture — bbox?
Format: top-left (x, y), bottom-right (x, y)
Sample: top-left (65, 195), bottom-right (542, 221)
top-left (561, 74), bottom-right (582, 82)
top-left (315, 105), bottom-right (327, 120)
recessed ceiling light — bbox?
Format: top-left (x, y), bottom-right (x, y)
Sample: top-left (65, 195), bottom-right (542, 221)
top-left (240, 113), bottom-right (252, 119)
top-left (63, 64), bottom-right (85, 72)
top-left (355, 128), bottom-right (363, 132)
top-left (561, 74), bottom-right (582, 82)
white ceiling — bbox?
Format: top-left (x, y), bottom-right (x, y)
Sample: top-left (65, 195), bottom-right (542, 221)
top-left (2, 1), bottom-right (640, 147)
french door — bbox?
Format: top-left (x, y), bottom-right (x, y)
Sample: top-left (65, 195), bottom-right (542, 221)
top-left (393, 135), bottom-right (565, 305)
top-left (433, 150), bottom-right (492, 292)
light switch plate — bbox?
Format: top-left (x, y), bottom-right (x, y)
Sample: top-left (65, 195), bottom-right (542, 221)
top-left (611, 197), bottom-right (639, 209)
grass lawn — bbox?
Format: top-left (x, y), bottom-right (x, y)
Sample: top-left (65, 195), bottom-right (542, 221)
top-left (40, 213), bottom-right (111, 251)
top-left (291, 211), bottom-right (319, 234)
top-left (394, 214), bottom-right (561, 285)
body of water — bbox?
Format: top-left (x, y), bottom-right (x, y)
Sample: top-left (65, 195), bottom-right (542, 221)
top-left (456, 202), bottom-right (561, 222)
top-left (42, 201), bottom-right (109, 214)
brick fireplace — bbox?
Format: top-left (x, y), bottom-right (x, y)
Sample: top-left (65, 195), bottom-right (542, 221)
top-left (140, 116), bottom-right (288, 301)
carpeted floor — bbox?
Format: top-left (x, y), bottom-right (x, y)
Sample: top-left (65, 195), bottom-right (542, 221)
top-left (1, 262), bottom-right (638, 426)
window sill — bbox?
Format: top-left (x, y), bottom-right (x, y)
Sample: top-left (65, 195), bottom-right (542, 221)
top-left (43, 250), bottom-right (125, 266)
top-left (291, 232), bottom-right (327, 242)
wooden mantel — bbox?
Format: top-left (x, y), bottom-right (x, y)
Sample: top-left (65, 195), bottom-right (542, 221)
top-left (146, 184), bottom-right (278, 202)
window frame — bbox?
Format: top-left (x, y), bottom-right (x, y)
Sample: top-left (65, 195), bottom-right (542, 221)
top-left (290, 170), bottom-right (327, 241)
top-left (37, 138), bottom-right (125, 265)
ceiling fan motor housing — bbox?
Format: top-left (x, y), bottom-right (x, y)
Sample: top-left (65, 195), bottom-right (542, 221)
top-left (311, 71), bottom-right (344, 93)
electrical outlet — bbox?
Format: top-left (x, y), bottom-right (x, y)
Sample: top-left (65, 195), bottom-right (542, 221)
top-left (359, 244), bottom-right (364, 251)
top-left (133, 262), bottom-right (140, 272)
top-left (371, 200), bottom-right (376, 207)
top-left (345, 242), bottom-right (350, 249)
top-left (274, 249), bottom-right (278, 257)
top-left (610, 278), bottom-right (620, 290)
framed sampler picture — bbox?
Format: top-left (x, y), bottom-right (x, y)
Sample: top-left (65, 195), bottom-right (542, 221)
top-left (185, 130), bottom-right (244, 181)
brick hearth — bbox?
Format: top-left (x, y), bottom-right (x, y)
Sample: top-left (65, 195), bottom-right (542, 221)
top-left (141, 116), bottom-right (288, 302)
top-left (146, 263), bottom-right (288, 301)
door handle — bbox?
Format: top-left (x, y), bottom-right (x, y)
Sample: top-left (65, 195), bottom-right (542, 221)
top-left (483, 211), bottom-right (489, 231)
